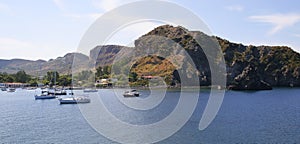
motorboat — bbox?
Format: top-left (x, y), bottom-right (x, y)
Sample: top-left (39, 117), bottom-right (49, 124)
top-left (83, 88), bottom-right (98, 93)
top-left (1, 87), bottom-right (7, 91)
top-left (7, 88), bottom-right (16, 92)
top-left (48, 89), bottom-right (67, 95)
top-left (123, 89), bottom-right (140, 97)
top-left (58, 96), bottom-right (90, 104)
top-left (35, 92), bottom-right (56, 99)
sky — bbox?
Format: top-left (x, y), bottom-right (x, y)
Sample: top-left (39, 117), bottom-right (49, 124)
top-left (0, 0), bottom-right (299, 60)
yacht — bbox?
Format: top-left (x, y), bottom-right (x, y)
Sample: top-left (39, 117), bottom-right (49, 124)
top-left (123, 89), bottom-right (140, 97)
top-left (34, 91), bottom-right (56, 100)
top-left (1, 87), bottom-right (7, 91)
top-left (83, 88), bottom-right (98, 93)
top-left (7, 88), bottom-right (16, 92)
top-left (48, 89), bottom-right (67, 95)
top-left (58, 96), bottom-right (90, 104)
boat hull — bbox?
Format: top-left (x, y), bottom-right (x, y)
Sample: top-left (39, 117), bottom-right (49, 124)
top-left (35, 95), bottom-right (56, 99)
top-left (123, 93), bottom-right (139, 97)
top-left (59, 97), bottom-right (90, 104)
top-left (83, 89), bottom-right (98, 93)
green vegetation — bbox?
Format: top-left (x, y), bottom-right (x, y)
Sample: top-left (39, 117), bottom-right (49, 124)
top-left (73, 70), bottom-right (95, 87)
top-left (0, 70), bottom-right (32, 84)
top-left (0, 70), bottom-right (72, 87)
top-left (95, 65), bottom-right (111, 79)
top-left (0, 72), bottom-right (16, 83)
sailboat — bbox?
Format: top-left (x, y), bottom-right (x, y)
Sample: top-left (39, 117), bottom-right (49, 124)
top-left (58, 86), bottom-right (90, 104)
top-left (35, 72), bottom-right (58, 100)
top-left (1, 87), bottom-right (7, 91)
top-left (58, 95), bottom-right (90, 104)
top-left (83, 88), bottom-right (98, 93)
top-left (7, 88), bottom-right (16, 92)
top-left (35, 91), bottom-right (56, 99)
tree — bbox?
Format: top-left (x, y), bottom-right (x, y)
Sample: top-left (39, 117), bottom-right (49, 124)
top-left (0, 72), bottom-right (15, 83)
top-left (96, 65), bottom-right (112, 79)
top-left (103, 65), bottom-right (111, 76)
top-left (29, 79), bottom-right (38, 87)
top-left (96, 66), bottom-right (103, 78)
top-left (45, 71), bottom-right (60, 87)
top-left (15, 70), bottom-right (31, 83)
top-left (58, 74), bottom-right (72, 86)
top-left (128, 72), bottom-right (138, 82)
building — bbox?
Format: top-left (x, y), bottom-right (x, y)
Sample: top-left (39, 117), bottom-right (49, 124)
top-left (0, 83), bottom-right (29, 88)
top-left (95, 78), bottom-right (117, 87)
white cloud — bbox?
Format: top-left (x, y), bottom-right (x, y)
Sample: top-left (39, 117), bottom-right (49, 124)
top-left (88, 13), bottom-right (103, 20)
top-left (63, 13), bottom-right (103, 21)
top-left (249, 13), bottom-right (300, 35)
top-left (92, 0), bottom-right (131, 11)
top-left (0, 38), bottom-right (73, 60)
top-left (225, 5), bottom-right (244, 12)
top-left (294, 34), bottom-right (300, 38)
top-left (0, 2), bottom-right (12, 14)
top-left (52, 0), bottom-right (104, 20)
top-left (0, 38), bottom-right (32, 50)
top-left (53, 0), bottom-right (65, 11)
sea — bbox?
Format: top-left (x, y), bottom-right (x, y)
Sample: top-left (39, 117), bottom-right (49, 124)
top-left (0, 88), bottom-right (299, 143)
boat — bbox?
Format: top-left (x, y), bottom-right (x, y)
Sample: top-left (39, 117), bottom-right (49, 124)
top-left (47, 89), bottom-right (67, 95)
top-left (35, 91), bottom-right (56, 99)
top-left (25, 87), bottom-right (36, 91)
top-left (58, 96), bottom-right (90, 104)
top-left (83, 88), bottom-right (98, 93)
top-left (123, 89), bottom-right (140, 97)
top-left (7, 88), bottom-right (16, 92)
top-left (1, 87), bottom-right (7, 91)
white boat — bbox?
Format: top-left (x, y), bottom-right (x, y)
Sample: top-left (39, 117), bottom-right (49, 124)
top-left (34, 90), bottom-right (56, 99)
top-left (7, 88), bottom-right (16, 92)
top-left (123, 89), bottom-right (140, 97)
top-left (47, 88), bottom-right (67, 95)
top-left (58, 96), bottom-right (91, 104)
top-left (35, 92), bottom-right (56, 99)
top-left (83, 89), bottom-right (98, 93)
top-left (1, 87), bottom-right (7, 91)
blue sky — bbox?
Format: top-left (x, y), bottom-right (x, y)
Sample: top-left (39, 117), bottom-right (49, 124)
top-left (0, 0), bottom-right (299, 60)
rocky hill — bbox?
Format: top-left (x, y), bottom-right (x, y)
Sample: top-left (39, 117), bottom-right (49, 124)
top-left (138, 25), bottom-right (300, 89)
top-left (0, 53), bottom-right (89, 76)
top-left (90, 45), bottom-right (128, 68)
top-left (218, 37), bottom-right (300, 89)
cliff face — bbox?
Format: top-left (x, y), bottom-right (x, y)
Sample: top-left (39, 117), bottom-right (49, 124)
top-left (133, 25), bottom-right (215, 86)
top-left (90, 45), bottom-right (127, 68)
top-left (219, 37), bottom-right (300, 88)
top-left (131, 25), bottom-right (300, 89)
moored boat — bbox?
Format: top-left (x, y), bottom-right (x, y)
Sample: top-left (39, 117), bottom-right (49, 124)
top-left (83, 89), bottom-right (98, 93)
top-left (123, 89), bottom-right (140, 97)
top-left (58, 96), bottom-right (90, 104)
top-left (1, 87), bottom-right (7, 91)
top-left (35, 91), bottom-right (56, 99)
top-left (48, 89), bottom-right (67, 95)
top-left (7, 88), bottom-right (16, 92)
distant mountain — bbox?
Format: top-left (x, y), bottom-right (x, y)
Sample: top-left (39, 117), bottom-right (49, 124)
top-left (0, 53), bottom-right (89, 76)
top-left (0, 59), bottom-right (46, 75)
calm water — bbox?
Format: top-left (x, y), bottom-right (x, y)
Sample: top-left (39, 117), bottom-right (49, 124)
top-left (0, 88), bottom-right (299, 143)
